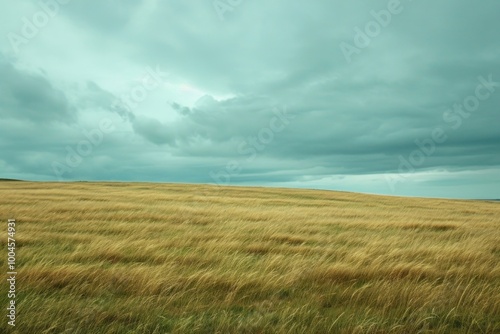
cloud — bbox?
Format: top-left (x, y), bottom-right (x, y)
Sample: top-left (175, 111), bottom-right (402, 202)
top-left (131, 116), bottom-right (174, 146)
top-left (0, 56), bottom-right (75, 123)
top-left (0, 0), bottom-right (499, 198)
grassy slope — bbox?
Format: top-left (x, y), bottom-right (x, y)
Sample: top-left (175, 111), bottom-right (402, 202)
top-left (0, 182), bottom-right (499, 333)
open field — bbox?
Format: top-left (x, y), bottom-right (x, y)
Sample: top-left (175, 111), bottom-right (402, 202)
top-left (1, 181), bottom-right (499, 333)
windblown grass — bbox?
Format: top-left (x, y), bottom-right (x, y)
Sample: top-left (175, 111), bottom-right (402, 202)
top-left (0, 182), bottom-right (499, 333)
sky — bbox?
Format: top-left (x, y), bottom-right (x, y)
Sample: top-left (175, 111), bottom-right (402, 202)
top-left (0, 0), bottom-right (499, 199)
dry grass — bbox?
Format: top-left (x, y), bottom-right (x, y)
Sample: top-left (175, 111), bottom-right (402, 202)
top-left (0, 181), bottom-right (499, 333)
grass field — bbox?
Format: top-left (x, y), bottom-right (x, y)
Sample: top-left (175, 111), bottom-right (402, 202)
top-left (1, 181), bottom-right (499, 333)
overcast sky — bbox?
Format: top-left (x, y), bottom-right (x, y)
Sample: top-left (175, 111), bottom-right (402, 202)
top-left (1, 0), bottom-right (499, 199)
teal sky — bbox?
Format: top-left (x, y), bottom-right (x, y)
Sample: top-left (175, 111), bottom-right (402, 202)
top-left (1, 0), bottom-right (499, 199)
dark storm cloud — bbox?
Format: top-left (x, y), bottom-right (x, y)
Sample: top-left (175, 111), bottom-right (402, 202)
top-left (0, 0), bottom-right (499, 198)
top-left (0, 56), bottom-right (75, 123)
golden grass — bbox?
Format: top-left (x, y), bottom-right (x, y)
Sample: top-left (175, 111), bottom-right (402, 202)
top-left (0, 181), bottom-right (499, 333)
